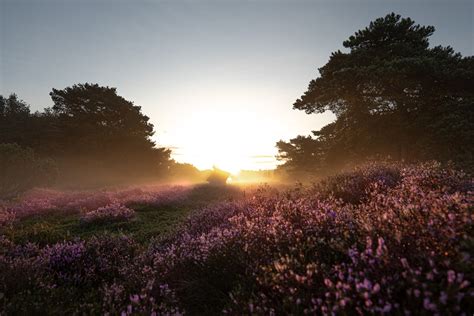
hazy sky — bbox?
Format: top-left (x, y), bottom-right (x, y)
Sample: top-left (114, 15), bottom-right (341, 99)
top-left (1, 0), bottom-right (472, 172)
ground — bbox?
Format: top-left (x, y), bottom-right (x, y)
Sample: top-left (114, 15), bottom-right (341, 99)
top-left (0, 184), bottom-right (242, 246)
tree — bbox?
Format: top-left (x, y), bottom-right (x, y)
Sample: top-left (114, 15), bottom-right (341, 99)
top-left (0, 94), bottom-right (32, 146)
top-left (279, 13), bottom-right (474, 178)
top-left (276, 135), bottom-right (326, 180)
top-left (49, 83), bottom-right (154, 152)
top-left (47, 83), bottom-right (171, 184)
top-left (0, 94), bottom-right (68, 156)
top-left (1, 86), bottom-right (173, 187)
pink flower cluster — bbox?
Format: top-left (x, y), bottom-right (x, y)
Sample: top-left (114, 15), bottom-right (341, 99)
top-left (316, 161), bottom-right (402, 203)
top-left (0, 208), bottom-right (15, 227)
top-left (80, 203), bottom-right (135, 224)
top-left (0, 235), bottom-right (183, 314)
top-left (0, 185), bottom-right (190, 226)
top-left (1, 162), bottom-right (472, 314)
top-left (151, 162), bottom-right (473, 314)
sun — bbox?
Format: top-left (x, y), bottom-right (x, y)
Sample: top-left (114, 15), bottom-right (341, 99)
top-left (199, 150), bottom-right (248, 175)
top-left (162, 110), bottom-right (278, 174)
top-left (180, 124), bottom-right (255, 174)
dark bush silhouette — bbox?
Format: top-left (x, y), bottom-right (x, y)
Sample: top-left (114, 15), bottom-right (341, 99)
top-left (0, 143), bottom-right (57, 199)
top-left (206, 167), bottom-right (230, 186)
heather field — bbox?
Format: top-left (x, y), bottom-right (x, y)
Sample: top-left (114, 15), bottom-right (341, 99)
top-left (0, 162), bottom-right (472, 315)
top-left (2, 3), bottom-right (473, 315)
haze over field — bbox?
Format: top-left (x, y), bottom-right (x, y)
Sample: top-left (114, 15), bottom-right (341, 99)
top-left (1, 0), bottom-right (472, 172)
top-left (1, 2), bottom-right (473, 314)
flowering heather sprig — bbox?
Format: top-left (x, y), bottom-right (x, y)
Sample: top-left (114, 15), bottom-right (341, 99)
top-left (0, 209), bottom-right (15, 227)
top-left (80, 203), bottom-right (135, 224)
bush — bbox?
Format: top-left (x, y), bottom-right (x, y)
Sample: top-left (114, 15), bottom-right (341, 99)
top-left (207, 167), bottom-right (230, 186)
top-left (0, 185), bottom-right (191, 226)
top-left (80, 203), bottom-right (135, 224)
top-left (0, 143), bottom-right (57, 199)
top-left (317, 162), bottom-right (402, 204)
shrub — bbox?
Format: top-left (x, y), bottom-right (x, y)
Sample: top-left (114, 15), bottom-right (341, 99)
top-left (80, 203), bottom-right (135, 224)
top-left (0, 235), bottom-right (183, 314)
top-left (0, 143), bottom-right (57, 199)
top-left (0, 208), bottom-right (15, 227)
top-left (207, 167), bottom-right (230, 186)
top-left (317, 162), bottom-right (402, 204)
top-left (1, 185), bottom-right (190, 224)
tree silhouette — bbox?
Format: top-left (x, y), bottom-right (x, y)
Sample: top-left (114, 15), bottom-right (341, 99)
top-left (278, 13), bottom-right (474, 178)
top-left (49, 83), bottom-right (155, 153)
top-left (0, 94), bottom-right (32, 146)
top-left (0, 143), bottom-right (57, 198)
top-left (46, 83), bottom-right (171, 184)
top-left (1, 84), bottom-right (173, 187)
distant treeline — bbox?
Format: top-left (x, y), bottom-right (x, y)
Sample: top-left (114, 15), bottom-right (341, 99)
top-left (0, 84), bottom-right (204, 196)
top-left (276, 13), bottom-right (474, 181)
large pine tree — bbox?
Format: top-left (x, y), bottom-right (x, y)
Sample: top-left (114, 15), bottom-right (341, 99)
top-left (278, 13), bottom-right (474, 177)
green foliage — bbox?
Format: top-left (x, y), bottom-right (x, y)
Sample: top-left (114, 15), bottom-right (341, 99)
top-left (1, 185), bottom-right (242, 246)
top-left (279, 13), bottom-right (474, 178)
top-left (0, 144), bottom-right (57, 199)
top-left (1, 204), bottom-right (187, 246)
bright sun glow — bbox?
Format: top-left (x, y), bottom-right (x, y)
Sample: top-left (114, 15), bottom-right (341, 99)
top-left (150, 79), bottom-right (335, 175)
top-left (161, 110), bottom-right (280, 174)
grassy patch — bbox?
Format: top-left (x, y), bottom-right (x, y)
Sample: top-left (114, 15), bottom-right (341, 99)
top-left (1, 184), bottom-right (243, 245)
top-left (1, 203), bottom-right (190, 246)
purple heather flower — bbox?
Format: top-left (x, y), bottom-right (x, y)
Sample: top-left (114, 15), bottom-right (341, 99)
top-left (447, 270), bottom-right (456, 283)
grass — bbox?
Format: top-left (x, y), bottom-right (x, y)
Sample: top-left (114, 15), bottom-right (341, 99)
top-left (1, 184), bottom-right (243, 246)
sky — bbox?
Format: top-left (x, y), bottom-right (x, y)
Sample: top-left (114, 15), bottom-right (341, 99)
top-left (1, 0), bottom-right (472, 173)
